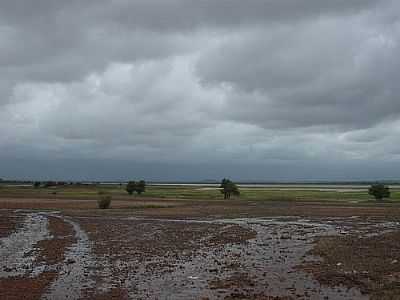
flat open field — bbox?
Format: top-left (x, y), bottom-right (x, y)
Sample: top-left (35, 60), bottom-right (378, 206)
top-left (1, 184), bottom-right (400, 299)
top-left (2, 183), bottom-right (400, 202)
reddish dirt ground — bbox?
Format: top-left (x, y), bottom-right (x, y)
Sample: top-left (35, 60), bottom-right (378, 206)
top-left (302, 230), bottom-right (400, 300)
top-left (1, 197), bottom-right (400, 219)
top-left (0, 213), bottom-right (76, 299)
top-left (0, 271), bottom-right (58, 300)
top-left (1, 198), bottom-right (400, 299)
top-left (35, 215), bottom-right (76, 265)
top-left (78, 215), bottom-right (257, 299)
top-left (0, 210), bottom-right (23, 238)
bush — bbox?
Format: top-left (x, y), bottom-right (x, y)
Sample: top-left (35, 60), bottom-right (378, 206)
top-left (97, 194), bottom-right (112, 209)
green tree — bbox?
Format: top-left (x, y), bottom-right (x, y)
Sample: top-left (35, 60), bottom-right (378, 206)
top-left (368, 183), bottom-right (390, 201)
top-left (220, 178), bottom-right (240, 199)
top-left (126, 181), bottom-right (136, 195)
top-left (136, 180), bottom-right (146, 195)
top-left (126, 180), bottom-right (146, 195)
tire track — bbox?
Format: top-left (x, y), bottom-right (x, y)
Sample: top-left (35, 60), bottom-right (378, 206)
top-left (42, 215), bottom-right (95, 300)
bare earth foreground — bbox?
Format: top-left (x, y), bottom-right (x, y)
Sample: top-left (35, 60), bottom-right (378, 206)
top-left (1, 198), bottom-right (400, 299)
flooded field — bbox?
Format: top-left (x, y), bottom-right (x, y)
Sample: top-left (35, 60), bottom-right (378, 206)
top-left (1, 207), bottom-right (399, 299)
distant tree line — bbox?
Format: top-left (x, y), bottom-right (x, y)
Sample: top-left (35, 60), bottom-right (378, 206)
top-left (33, 181), bottom-right (69, 188)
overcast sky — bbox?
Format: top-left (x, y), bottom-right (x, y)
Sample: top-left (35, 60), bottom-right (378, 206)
top-left (1, 1), bottom-right (400, 181)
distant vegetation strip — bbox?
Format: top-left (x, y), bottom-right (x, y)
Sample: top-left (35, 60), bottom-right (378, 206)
top-left (1, 181), bottom-right (399, 203)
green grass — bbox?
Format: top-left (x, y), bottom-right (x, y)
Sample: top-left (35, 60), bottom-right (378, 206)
top-left (1, 184), bottom-right (400, 203)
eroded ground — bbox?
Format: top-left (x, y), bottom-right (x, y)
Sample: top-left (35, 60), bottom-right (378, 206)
top-left (1, 201), bottom-right (400, 299)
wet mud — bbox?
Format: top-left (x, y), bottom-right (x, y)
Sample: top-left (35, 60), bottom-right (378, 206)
top-left (42, 216), bottom-right (95, 300)
top-left (0, 209), bottom-right (399, 299)
top-left (0, 212), bottom-right (51, 278)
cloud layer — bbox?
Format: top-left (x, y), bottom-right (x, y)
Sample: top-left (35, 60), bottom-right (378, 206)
top-left (1, 0), bottom-right (400, 180)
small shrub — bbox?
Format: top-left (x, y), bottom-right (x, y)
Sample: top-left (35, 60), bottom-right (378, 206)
top-left (98, 195), bottom-right (112, 209)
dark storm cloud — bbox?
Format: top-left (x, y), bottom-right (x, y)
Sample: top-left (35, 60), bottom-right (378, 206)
top-left (0, 1), bottom-right (381, 29)
top-left (91, 0), bottom-right (382, 31)
top-left (197, 11), bottom-right (400, 129)
top-left (1, 0), bottom-right (400, 180)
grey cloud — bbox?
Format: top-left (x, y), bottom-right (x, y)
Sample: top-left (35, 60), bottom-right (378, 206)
top-left (197, 9), bottom-right (400, 130)
top-left (0, 1), bottom-right (381, 29)
top-left (5, 58), bottom-right (220, 152)
top-left (93, 0), bottom-right (382, 32)
top-left (1, 0), bottom-right (400, 180)
top-left (0, 0), bottom-right (389, 88)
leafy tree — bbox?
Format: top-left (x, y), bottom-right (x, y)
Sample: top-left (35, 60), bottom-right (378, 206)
top-left (136, 180), bottom-right (146, 195)
top-left (368, 183), bottom-right (390, 201)
top-left (126, 181), bottom-right (137, 195)
top-left (126, 180), bottom-right (147, 195)
top-left (220, 178), bottom-right (240, 199)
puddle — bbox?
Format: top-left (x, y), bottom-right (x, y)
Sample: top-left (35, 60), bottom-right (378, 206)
top-left (2, 212), bottom-right (398, 299)
top-left (42, 216), bottom-right (95, 300)
top-left (133, 217), bottom-right (368, 299)
top-left (0, 212), bottom-right (51, 278)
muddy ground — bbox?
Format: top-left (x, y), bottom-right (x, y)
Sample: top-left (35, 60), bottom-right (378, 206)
top-left (1, 198), bottom-right (400, 299)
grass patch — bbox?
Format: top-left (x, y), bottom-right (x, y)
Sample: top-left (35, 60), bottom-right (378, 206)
top-left (1, 184), bottom-right (400, 203)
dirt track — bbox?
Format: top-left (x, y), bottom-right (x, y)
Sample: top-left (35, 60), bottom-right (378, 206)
top-left (1, 199), bottom-right (400, 299)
